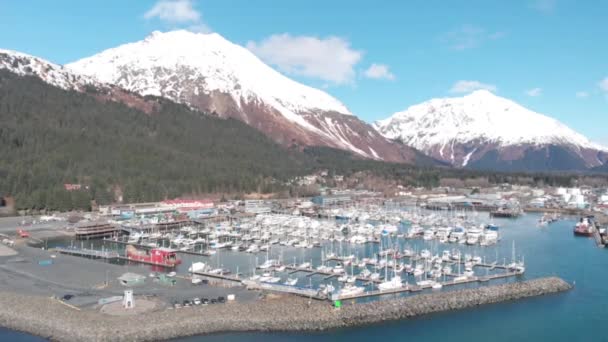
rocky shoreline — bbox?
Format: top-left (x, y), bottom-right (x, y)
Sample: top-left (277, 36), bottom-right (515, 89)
top-left (0, 277), bottom-right (571, 342)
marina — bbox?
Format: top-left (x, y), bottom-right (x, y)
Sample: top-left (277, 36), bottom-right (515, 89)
top-left (0, 191), bottom-right (605, 342)
top-left (36, 204), bottom-right (531, 304)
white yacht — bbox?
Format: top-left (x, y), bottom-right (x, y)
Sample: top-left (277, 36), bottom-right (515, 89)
top-left (283, 277), bottom-right (298, 286)
top-left (378, 276), bottom-right (403, 291)
top-left (337, 284), bottom-right (365, 297)
top-left (258, 259), bottom-right (277, 270)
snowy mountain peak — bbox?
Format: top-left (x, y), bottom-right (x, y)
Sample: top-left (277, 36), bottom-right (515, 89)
top-left (374, 91), bottom-right (607, 170)
top-left (466, 89), bottom-right (495, 98)
top-left (66, 30), bottom-right (352, 120)
top-left (64, 30), bottom-right (415, 162)
top-left (375, 91), bottom-right (606, 151)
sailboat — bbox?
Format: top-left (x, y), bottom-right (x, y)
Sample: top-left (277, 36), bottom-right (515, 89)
top-left (507, 241), bottom-right (525, 274)
top-left (378, 253), bottom-right (403, 291)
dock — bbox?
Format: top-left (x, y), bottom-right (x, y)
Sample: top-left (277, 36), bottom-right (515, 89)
top-left (592, 225), bottom-right (605, 248)
top-left (191, 270), bottom-right (243, 283)
top-left (333, 271), bottom-right (522, 301)
top-left (52, 246), bottom-right (120, 259)
top-left (103, 237), bottom-right (217, 257)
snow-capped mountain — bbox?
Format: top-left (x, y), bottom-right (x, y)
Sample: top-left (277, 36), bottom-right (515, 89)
top-left (0, 48), bottom-right (95, 91)
top-left (374, 90), bottom-right (608, 171)
top-left (66, 30), bottom-right (409, 162)
top-left (0, 49), bottom-right (159, 113)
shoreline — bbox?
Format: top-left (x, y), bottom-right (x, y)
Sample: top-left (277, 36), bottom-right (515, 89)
top-left (0, 277), bottom-right (571, 342)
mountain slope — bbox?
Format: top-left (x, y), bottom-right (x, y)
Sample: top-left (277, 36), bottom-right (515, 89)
top-left (374, 90), bottom-right (608, 171)
top-left (66, 30), bottom-right (414, 163)
top-left (0, 69), bottom-right (316, 209)
top-left (0, 49), bottom-right (160, 113)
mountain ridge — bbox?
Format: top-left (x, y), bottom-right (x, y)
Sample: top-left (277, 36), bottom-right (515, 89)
top-left (374, 90), bottom-right (607, 171)
top-left (65, 30), bottom-right (415, 163)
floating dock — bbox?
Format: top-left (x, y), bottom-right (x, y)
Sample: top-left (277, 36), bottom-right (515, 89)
top-left (333, 271), bottom-right (522, 301)
top-left (52, 246), bottom-right (120, 259)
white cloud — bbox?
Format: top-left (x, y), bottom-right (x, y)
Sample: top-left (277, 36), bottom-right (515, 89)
top-left (363, 63), bottom-right (395, 80)
top-left (599, 77), bottom-right (608, 93)
top-left (530, 0), bottom-right (557, 14)
top-left (576, 91), bottom-right (589, 98)
top-left (449, 80), bottom-right (497, 94)
top-left (144, 0), bottom-right (210, 32)
top-left (247, 34), bottom-right (363, 85)
top-left (145, 0), bottom-right (199, 22)
top-left (441, 25), bottom-right (505, 50)
top-left (526, 87), bottom-right (542, 97)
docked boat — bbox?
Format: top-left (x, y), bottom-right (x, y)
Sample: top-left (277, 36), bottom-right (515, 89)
top-left (259, 272), bottom-right (280, 283)
top-left (337, 284), bottom-right (365, 297)
top-left (416, 279), bottom-right (436, 287)
top-left (298, 261), bottom-right (312, 269)
top-left (125, 245), bottom-right (181, 267)
top-left (420, 249), bottom-right (431, 259)
top-left (466, 228), bottom-right (482, 245)
top-left (332, 264), bottom-right (345, 274)
top-left (258, 259), bottom-right (278, 270)
top-left (316, 265), bottom-right (331, 273)
top-left (283, 277), bottom-right (298, 286)
top-left (188, 262), bottom-right (207, 273)
top-left (378, 276), bottom-right (402, 291)
top-left (574, 217), bottom-right (594, 236)
top-left (246, 244), bottom-right (260, 253)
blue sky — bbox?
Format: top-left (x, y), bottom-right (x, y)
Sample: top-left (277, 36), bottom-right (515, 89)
top-left (1, 0), bottom-right (607, 145)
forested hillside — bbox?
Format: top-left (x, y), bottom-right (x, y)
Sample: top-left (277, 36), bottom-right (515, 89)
top-left (0, 70), bottom-right (310, 210)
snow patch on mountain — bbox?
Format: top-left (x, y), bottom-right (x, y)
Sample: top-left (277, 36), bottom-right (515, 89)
top-left (0, 49), bottom-right (95, 90)
top-left (66, 30), bottom-right (353, 130)
top-left (374, 89), bottom-right (607, 153)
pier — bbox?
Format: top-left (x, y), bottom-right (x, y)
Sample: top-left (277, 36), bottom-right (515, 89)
top-left (191, 270), bottom-right (243, 283)
top-left (104, 237), bottom-right (217, 257)
top-left (333, 271), bottom-right (522, 301)
top-left (51, 246), bottom-right (120, 259)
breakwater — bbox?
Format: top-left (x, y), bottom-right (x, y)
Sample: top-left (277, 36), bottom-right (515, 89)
top-left (0, 277), bottom-right (571, 342)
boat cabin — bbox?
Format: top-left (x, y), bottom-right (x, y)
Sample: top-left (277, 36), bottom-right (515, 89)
top-left (150, 248), bottom-right (180, 265)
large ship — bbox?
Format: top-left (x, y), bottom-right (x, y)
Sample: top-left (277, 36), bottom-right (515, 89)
top-left (125, 245), bottom-right (181, 267)
top-left (573, 217), bottom-right (594, 237)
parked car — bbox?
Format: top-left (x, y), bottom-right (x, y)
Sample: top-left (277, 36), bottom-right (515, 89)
top-left (62, 294), bottom-right (74, 301)
top-left (193, 298), bottom-right (201, 305)
top-left (201, 298), bottom-right (209, 305)
top-left (217, 296), bottom-right (226, 303)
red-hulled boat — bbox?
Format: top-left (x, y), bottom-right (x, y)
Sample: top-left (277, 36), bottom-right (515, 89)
top-left (126, 245), bottom-right (181, 267)
top-left (573, 217), bottom-right (594, 237)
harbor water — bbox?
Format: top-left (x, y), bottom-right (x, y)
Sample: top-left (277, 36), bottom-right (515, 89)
top-left (2, 212), bottom-right (607, 341)
top-left (181, 212), bottom-right (608, 341)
